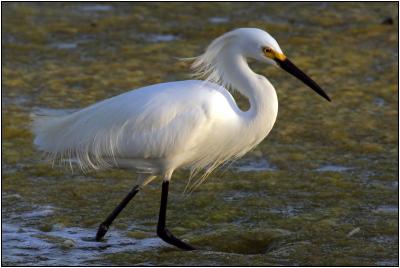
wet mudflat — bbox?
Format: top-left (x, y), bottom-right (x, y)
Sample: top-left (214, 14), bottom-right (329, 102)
top-left (2, 2), bottom-right (398, 266)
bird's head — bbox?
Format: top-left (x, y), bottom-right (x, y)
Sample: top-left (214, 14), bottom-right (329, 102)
top-left (233, 28), bottom-right (283, 65)
top-left (231, 28), bottom-right (331, 102)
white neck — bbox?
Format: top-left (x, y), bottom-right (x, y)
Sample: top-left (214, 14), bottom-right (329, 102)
top-left (219, 49), bottom-right (278, 140)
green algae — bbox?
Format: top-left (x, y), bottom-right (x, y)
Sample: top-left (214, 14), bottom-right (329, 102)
top-left (2, 2), bottom-right (398, 266)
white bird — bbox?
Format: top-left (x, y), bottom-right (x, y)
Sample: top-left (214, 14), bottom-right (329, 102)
top-left (32, 28), bottom-right (330, 250)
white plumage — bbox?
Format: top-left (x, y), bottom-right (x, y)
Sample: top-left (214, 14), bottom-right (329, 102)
top-left (31, 27), bottom-right (331, 250)
top-left (32, 28), bottom-right (329, 186)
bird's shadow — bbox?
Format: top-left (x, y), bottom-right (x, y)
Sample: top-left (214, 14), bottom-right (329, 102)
top-left (177, 229), bottom-right (286, 255)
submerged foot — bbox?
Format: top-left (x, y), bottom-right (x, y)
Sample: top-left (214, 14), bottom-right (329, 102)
top-left (95, 223), bottom-right (109, 241)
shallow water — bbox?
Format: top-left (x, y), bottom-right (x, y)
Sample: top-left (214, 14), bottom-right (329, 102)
top-left (316, 164), bottom-right (353, 172)
top-left (2, 2), bottom-right (398, 266)
top-left (3, 208), bottom-right (162, 266)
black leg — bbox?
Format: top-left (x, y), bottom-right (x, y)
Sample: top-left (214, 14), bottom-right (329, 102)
top-left (96, 184), bottom-right (140, 241)
top-left (157, 181), bottom-right (195, 250)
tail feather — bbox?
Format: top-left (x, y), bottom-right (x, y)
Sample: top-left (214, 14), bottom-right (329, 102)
top-left (30, 106), bottom-right (125, 171)
top-left (31, 108), bottom-right (78, 154)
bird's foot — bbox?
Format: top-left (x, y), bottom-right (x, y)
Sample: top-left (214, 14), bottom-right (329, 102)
top-left (157, 228), bottom-right (196, 250)
top-left (96, 223), bottom-right (109, 241)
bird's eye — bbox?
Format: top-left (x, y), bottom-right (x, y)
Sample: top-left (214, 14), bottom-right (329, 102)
top-left (263, 47), bottom-right (273, 54)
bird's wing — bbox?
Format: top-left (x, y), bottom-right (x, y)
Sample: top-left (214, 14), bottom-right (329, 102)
top-left (32, 80), bottom-right (237, 170)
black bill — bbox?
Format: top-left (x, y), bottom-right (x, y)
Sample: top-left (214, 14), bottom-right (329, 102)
top-left (276, 58), bottom-right (331, 102)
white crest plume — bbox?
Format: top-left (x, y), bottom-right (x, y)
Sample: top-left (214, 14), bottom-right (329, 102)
top-left (191, 31), bottom-right (237, 90)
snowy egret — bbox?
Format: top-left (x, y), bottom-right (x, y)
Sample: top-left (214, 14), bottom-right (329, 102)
top-left (32, 28), bottom-right (330, 250)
